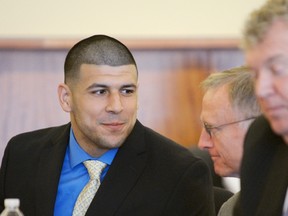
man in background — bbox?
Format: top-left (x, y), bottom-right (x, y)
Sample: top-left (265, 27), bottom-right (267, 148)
top-left (234, 0), bottom-right (288, 215)
top-left (198, 66), bottom-right (261, 215)
top-left (0, 35), bottom-right (215, 216)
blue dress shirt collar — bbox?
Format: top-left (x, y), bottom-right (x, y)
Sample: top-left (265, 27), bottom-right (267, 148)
top-left (69, 128), bottom-right (118, 168)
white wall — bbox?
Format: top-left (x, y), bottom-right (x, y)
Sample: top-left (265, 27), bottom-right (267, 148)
top-left (0, 0), bottom-right (265, 39)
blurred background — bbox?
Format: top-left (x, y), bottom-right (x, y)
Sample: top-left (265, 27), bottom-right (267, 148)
top-left (0, 0), bottom-right (265, 161)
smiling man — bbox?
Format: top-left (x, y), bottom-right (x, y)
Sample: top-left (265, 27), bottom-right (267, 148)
top-left (0, 35), bottom-right (215, 216)
top-left (198, 66), bottom-right (261, 215)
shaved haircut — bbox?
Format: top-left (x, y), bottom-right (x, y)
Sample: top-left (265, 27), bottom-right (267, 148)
top-left (64, 35), bottom-right (137, 84)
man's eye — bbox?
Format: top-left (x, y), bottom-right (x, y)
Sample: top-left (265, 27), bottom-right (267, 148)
top-left (121, 89), bottom-right (135, 95)
top-left (270, 65), bottom-right (287, 76)
top-left (91, 89), bottom-right (107, 95)
top-left (269, 58), bottom-right (288, 76)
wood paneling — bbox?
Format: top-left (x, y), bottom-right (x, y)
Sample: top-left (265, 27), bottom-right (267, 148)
top-left (0, 38), bottom-right (240, 50)
top-left (138, 68), bottom-right (208, 146)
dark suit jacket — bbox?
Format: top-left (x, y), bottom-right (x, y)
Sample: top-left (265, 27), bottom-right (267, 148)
top-left (190, 147), bottom-right (224, 188)
top-left (234, 116), bottom-right (288, 216)
top-left (189, 148), bottom-right (234, 214)
top-left (0, 120), bottom-right (215, 216)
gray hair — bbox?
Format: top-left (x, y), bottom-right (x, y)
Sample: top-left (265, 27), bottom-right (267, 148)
top-left (201, 66), bottom-right (261, 118)
top-left (242, 0), bottom-right (288, 50)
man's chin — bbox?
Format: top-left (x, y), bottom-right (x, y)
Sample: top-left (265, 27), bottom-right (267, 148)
top-left (269, 118), bottom-right (288, 137)
top-left (214, 166), bottom-right (230, 177)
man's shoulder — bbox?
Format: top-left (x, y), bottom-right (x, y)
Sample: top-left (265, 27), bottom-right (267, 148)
top-left (248, 115), bottom-right (271, 132)
top-left (8, 123), bottom-right (70, 147)
top-left (245, 115), bottom-right (282, 150)
top-left (218, 192), bottom-right (240, 216)
top-left (143, 125), bottom-right (193, 153)
top-left (142, 124), bottom-right (205, 169)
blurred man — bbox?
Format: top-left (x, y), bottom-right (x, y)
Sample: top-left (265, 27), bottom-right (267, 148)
top-left (234, 0), bottom-right (288, 215)
top-left (198, 66), bottom-right (261, 216)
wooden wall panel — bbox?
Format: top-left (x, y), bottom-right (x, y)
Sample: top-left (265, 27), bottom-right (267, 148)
top-left (138, 69), bottom-right (208, 146)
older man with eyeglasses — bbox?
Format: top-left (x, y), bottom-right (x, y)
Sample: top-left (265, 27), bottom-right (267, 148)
top-left (197, 66), bottom-right (261, 216)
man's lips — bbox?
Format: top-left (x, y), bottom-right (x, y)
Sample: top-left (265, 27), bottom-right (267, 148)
top-left (102, 122), bottom-right (125, 130)
top-left (103, 122), bottom-right (123, 125)
top-left (264, 105), bottom-right (285, 115)
top-left (208, 152), bottom-right (220, 161)
top-left (210, 155), bottom-right (219, 160)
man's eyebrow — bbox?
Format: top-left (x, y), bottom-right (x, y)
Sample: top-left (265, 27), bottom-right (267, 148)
top-left (266, 54), bottom-right (288, 64)
top-left (86, 83), bottom-right (107, 91)
top-left (248, 55), bottom-right (287, 72)
top-left (86, 83), bottom-right (137, 91)
top-left (122, 84), bottom-right (137, 88)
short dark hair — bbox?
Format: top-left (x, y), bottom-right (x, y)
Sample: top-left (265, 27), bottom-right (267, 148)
top-left (64, 34), bottom-right (137, 84)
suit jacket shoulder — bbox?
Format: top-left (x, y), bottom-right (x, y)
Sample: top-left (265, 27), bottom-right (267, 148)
top-left (86, 120), bottom-right (215, 216)
top-left (218, 192), bottom-right (239, 216)
top-left (0, 123), bottom-right (70, 215)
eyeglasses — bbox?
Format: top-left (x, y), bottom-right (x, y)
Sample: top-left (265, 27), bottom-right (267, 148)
top-left (203, 117), bottom-right (257, 138)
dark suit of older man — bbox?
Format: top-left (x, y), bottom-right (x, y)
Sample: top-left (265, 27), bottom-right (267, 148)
top-left (234, 116), bottom-right (288, 216)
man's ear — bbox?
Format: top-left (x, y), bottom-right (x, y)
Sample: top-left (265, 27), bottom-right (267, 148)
top-left (58, 83), bottom-right (72, 112)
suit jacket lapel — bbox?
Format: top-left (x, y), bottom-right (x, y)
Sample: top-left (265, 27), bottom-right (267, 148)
top-left (86, 121), bottom-right (147, 216)
top-left (35, 124), bottom-right (70, 216)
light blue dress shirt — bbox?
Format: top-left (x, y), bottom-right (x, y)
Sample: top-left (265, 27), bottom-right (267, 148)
top-left (54, 128), bottom-right (118, 216)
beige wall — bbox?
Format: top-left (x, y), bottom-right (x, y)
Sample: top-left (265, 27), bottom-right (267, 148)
top-left (0, 0), bottom-right (265, 39)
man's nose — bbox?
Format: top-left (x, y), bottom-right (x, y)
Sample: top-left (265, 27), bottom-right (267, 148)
top-left (106, 92), bottom-right (124, 113)
top-left (198, 128), bottom-right (214, 150)
top-left (255, 69), bottom-right (274, 99)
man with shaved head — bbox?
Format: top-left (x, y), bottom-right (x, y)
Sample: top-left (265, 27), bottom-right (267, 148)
top-left (0, 35), bottom-right (215, 216)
